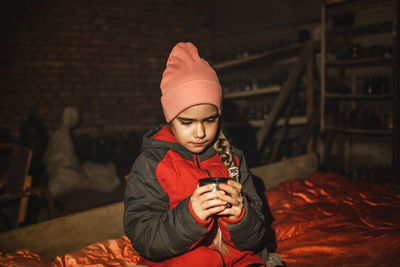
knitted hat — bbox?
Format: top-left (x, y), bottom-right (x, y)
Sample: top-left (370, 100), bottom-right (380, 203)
top-left (160, 42), bottom-right (222, 122)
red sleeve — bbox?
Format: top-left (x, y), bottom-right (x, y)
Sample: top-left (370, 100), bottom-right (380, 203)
top-left (188, 199), bottom-right (212, 228)
top-left (218, 204), bottom-right (246, 247)
top-left (187, 200), bottom-right (215, 251)
top-left (221, 204), bottom-right (245, 224)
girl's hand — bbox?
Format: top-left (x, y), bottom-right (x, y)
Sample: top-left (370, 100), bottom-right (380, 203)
top-left (215, 180), bottom-right (244, 220)
top-left (190, 184), bottom-right (228, 221)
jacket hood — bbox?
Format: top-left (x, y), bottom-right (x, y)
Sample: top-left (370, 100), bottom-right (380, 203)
top-left (141, 124), bottom-right (217, 161)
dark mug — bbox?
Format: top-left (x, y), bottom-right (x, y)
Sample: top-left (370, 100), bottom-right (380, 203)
top-left (199, 177), bottom-right (230, 192)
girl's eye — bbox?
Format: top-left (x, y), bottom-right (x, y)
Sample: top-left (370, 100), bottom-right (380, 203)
top-left (181, 121), bottom-right (192, 125)
top-left (206, 118), bottom-right (217, 123)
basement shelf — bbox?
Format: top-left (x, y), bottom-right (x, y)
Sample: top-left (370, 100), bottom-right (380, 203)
top-left (224, 85), bottom-right (281, 99)
top-left (326, 21), bottom-right (393, 36)
top-left (326, 57), bottom-right (392, 67)
top-left (212, 43), bottom-right (303, 70)
top-left (324, 126), bottom-right (392, 135)
top-left (325, 93), bottom-right (393, 100)
top-left (249, 116), bottom-right (307, 127)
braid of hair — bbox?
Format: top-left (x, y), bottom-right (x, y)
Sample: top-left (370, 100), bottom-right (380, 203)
top-left (213, 130), bottom-right (238, 181)
top-left (212, 129), bottom-right (239, 255)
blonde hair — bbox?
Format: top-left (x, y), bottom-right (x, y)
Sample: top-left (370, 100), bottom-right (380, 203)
top-left (212, 129), bottom-right (238, 254)
top-left (213, 130), bottom-right (236, 172)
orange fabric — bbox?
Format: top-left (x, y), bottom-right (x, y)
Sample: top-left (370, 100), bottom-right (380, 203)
top-left (52, 236), bottom-right (139, 267)
top-left (0, 250), bottom-right (51, 267)
top-left (267, 172), bottom-right (400, 267)
top-left (1, 172), bottom-right (399, 266)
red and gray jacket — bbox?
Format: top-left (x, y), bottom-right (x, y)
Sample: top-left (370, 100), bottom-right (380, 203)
top-left (123, 125), bottom-right (266, 267)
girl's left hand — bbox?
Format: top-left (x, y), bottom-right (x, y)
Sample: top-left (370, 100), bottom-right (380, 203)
top-left (215, 179), bottom-right (244, 220)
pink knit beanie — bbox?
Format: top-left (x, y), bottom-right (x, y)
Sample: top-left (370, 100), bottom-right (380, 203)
top-left (160, 42), bottom-right (222, 122)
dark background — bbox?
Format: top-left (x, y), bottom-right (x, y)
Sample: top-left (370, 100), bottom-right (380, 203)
top-left (0, 0), bottom-right (323, 138)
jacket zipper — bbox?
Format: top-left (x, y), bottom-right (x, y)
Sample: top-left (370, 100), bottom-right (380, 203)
top-left (194, 155), bottom-right (212, 178)
top-left (214, 249), bottom-right (226, 267)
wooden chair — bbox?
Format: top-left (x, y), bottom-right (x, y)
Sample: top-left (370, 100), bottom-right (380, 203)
top-left (0, 144), bottom-right (54, 230)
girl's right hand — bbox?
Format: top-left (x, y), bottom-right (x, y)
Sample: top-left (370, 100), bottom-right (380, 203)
top-left (190, 185), bottom-right (228, 221)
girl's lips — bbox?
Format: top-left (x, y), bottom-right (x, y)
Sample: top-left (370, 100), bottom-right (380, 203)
top-left (192, 141), bottom-right (207, 146)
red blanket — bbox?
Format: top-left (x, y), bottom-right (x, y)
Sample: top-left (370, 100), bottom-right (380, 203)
top-left (1, 172), bottom-right (399, 266)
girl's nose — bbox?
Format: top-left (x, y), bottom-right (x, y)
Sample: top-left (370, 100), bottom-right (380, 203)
top-left (194, 123), bottom-right (206, 139)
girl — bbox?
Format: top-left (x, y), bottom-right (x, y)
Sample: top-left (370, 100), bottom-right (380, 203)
top-left (124, 42), bottom-right (271, 266)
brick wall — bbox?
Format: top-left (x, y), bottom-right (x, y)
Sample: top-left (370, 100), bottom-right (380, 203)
top-left (0, 0), bottom-right (212, 138)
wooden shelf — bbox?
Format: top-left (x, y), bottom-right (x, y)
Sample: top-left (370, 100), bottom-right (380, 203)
top-left (326, 21), bottom-right (393, 37)
top-left (321, 0), bottom-right (398, 182)
top-left (249, 116), bottom-right (307, 127)
top-left (326, 57), bottom-right (392, 67)
top-left (325, 0), bottom-right (392, 10)
top-left (325, 93), bottom-right (393, 100)
top-left (325, 0), bottom-right (348, 5)
top-left (224, 85), bottom-right (281, 99)
top-left (325, 126), bottom-right (392, 135)
top-left (212, 43), bottom-right (302, 70)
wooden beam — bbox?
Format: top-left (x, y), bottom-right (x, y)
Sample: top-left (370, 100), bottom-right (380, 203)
top-left (256, 44), bottom-right (312, 150)
top-left (320, 3), bottom-right (327, 163)
top-left (393, 0), bottom-right (400, 183)
top-left (293, 107), bottom-right (320, 157)
top-left (270, 92), bottom-right (297, 163)
top-left (306, 41), bottom-right (315, 153)
top-left (320, 4), bottom-right (326, 132)
top-left (16, 175), bottom-right (32, 227)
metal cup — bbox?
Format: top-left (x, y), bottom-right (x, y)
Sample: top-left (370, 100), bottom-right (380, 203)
top-left (198, 177), bottom-right (230, 192)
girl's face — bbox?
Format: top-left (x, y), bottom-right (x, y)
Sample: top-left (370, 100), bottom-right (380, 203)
top-left (171, 104), bottom-right (219, 154)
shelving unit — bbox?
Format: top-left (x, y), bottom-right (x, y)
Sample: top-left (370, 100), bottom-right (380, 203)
top-left (320, 0), bottom-right (399, 182)
top-left (213, 41), bottom-right (318, 165)
top-left (249, 116), bottom-right (308, 128)
top-left (213, 43), bottom-right (303, 70)
top-left (326, 57), bottom-right (392, 67)
top-left (325, 93), bottom-right (392, 100)
top-left (223, 85), bottom-right (281, 99)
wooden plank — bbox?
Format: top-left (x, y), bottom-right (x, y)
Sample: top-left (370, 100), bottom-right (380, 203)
top-left (326, 57), bottom-right (392, 67)
top-left (224, 85), bottom-right (280, 99)
top-left (321, 3), bottom-right (327, 132)
top-left (3, 145), bottom-right (32, 229)
top-left (393, 0), bottom-right (400, 183)
top-left (250, 153), bottom-right (318, 190)
top-left (325, 93), bottom-right (393, 100)
top-left (256, 44), bottom-right (312, 150)
top-left (324, 127), bottom-right (392, 135)
top-left (0, 201), bottom-right (124, 259)
top-left (270, 92), bottom-right (297, 163)
top-left (293, 107), bottom-right (320, 157)
top-left (326, 21), bottom-right (393, 36)
top-left (306, 41), bottom-right (315, 153)
top-left (248, 116), bottom-right (307, 127)
top-left (325, 0), bottom-right (392, 11)
top-left (213, 43), bottom-right (302, 70)
top-left (16, 175), bottom-right (32, 227)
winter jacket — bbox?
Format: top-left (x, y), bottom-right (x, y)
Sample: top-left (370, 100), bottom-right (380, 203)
top-left (123, 124), bottom-right (266, 267)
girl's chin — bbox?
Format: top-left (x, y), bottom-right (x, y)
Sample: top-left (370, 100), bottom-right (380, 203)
top-left (187, 144), bottom-right (208, 153)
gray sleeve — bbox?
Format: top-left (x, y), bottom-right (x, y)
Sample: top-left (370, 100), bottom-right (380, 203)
top-left (123, 151), bottom-right (208, 261)
top-left (227, 148), bottom-right (266, 251)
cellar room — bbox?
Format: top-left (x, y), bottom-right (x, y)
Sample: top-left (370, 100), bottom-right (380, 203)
top-left (0, 0), bottom-right (399, 266)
